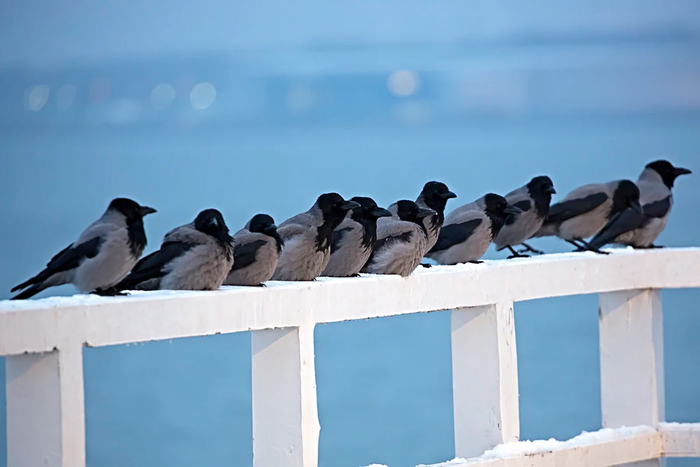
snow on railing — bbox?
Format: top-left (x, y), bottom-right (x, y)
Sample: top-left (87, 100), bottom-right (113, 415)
top-left (2, 248), bottom-right (700, 467)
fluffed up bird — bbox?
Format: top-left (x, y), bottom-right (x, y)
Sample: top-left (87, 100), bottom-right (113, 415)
top-left (272, 193), bottom-right (360, 281)
top-left (533, 179), bottom-right (642, 253)
top-left (587, 160), bottom-right (692, 250)
top-left (362, 200), bottom-right (435, 276)
top-left (322, 196), bottom-right (392, 277)
top-left (11, 198), bottom-right (156, 300)
top-left (115, 209), bottom-right (234, 291)
top-left (427, 194), bottom-right (522, 265)
top-left (224, 214), bottom-right (283, 286)
top-left (493, 176), bottom-right (556, 258)
top-left (415, 181), bottom-right (457, 253)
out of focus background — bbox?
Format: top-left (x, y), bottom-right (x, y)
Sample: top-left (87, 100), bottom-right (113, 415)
top-left (1, 1), bottom-right (699, 466)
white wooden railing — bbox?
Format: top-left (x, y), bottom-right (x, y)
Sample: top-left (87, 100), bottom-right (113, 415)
top-left (2, 248), bottom-right (700, 467)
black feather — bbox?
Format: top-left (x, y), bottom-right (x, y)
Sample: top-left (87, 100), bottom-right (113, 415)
top-left (505, 200), bottom-right (532, 226)
top-left (430, 219), bottom-right (483, 252)
top-left (643, 196), bottom-right (672, 219)
top-left (365, 231), bottom-right (413, 269)
top-left (115, 241), bottom-right (195, 290)
top-left (589, 208), bottom-right (645, 249)
top-left (11, 237), bottom-right (105, 293)
top-left (545, 192), bottom-right (608, 225)
top-left (331, 227), bottom-right (354, 253)
top-left (230, 240), bottom-right (267, 272)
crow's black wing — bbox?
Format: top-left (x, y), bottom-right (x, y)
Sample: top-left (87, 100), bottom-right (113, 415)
top-left (430, 219), bottom-right (483, 253)
top-left (116, 241), bottom-right (195, 290)
top-left (230, 239), bottom-right (267, 272)
top-left (545, 193), bottom-right (609, 225)
top-left (331, 227), bottom-right (354, 252)
top-left (589, 208), bottom-right (645, 249)
top-left (11, 237), bottom-right (104, 292)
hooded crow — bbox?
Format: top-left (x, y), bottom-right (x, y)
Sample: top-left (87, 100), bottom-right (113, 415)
top-left (11, 198), bottom-right (156, 300)
top-left (115, 209), bottom-right (234, 291)
top-left (588, 160), bottom-right (691, 250)
top-left (533, 179), bottom-right (642, 253)
top-left (271, 193), bottom-right (360, 281)
top-left (415, 181), bottom-right (457, 253)
top-left (362, 200), bottom-right (436, 276)
top-left (322, 196), bottom-right (392, 277)
top-left (493, 176), bottom-right (556, 258)
top-left (224, 214), bottom-right (283, 286)
top-left (427, 194), bottom-right (522, 265)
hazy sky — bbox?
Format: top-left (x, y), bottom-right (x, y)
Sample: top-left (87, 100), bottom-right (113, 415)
top-left (2, 0), bottom-right (700, 65)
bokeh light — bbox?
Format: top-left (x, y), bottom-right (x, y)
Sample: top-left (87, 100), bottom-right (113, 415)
top-left (189, 82), bottom-right (216, 109)
top-left (150, 83), bottom-right (176, 110)
top-left (387, 70), bottom-right (420, 97)
top-left (25, 85), bottom-right (50, 111)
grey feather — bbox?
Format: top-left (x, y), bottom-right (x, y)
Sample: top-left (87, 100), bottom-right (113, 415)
top-left (494, 177), bottom-right (555, 250)
top-left (272, 193), bottom-right (358, 281)
top-left (117, 210), bottom-right (234, 291)
top-left (224, 230), bottom-right (279, 286)
top-left (322, 220), bottom-right (371, 277)
top-left (426, 201), bottom-right (491, 264)
top-left (11, 199), bottom-right (154, 299)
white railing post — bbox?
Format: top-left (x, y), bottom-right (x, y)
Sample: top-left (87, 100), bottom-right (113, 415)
top-left (6, 346), bottom-right (86, 467)
top-left (599, 289), bottom-right (665, 467)
top-left (251, 324), bottom-right (320, 467)
top-left (451, 302), bottom-right (520, 459)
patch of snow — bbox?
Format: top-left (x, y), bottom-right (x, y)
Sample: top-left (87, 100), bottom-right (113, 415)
top-left (660, 422), bottom-right (700, 431)
top-left (418, 426), bottom-right (657, 466)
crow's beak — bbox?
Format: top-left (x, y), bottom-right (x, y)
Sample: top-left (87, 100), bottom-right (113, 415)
top-left (674, 167), bottom-right (692, 176)
top-left (371, 207), bottom-right (392, 218)
top-left (139, 206), bottom-right (157, 216)
top-left (440, 190), bottom-right (457, 199)
top-left (416, 208), bottom-right (437, 218)
top-left (543, 186), bottom-right (557, 195)
top-left (340, 200), bottom-right (361, 211)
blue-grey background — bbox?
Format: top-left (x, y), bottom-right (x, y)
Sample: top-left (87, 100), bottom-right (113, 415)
top-left (1, 1), bottom-right (699, 466)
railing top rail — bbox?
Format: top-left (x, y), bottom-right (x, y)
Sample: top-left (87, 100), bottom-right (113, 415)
top-left (1, 248), bottom-right (699, 356)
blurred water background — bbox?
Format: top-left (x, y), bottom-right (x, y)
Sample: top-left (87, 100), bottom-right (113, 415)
top-left (1, 1), bottom-right (699, 466)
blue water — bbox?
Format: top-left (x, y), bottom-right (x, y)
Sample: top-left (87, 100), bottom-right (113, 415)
top-left (1, 117), bottom-right (699, 466)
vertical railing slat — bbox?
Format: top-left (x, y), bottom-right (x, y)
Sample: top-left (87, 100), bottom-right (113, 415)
top-left (251, 324), bottom-right (320, 467)
top-left (599, 289), bottom-right (666, 467)
top-left (451, 302), bottom-right (520, 459)
top-left (6, 346), bottom-right (86, 467)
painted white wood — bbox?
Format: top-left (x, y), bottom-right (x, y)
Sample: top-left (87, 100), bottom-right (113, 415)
top-left (599, 289), bottom-right (665, 467)
top-left (660, 423), bottom-right (700, 457)
top-left (421, 428), bottom-right (664, 467)
top-left (6, 346), bottom-right (86, 467)
top-left (2, 249), bottom-right (700, 355)
top-left (451, 302), bottom-right (519, 458)
top-left (599, 289), bottom-right (665, 427)
top-left (1, 249), bottom-right (699, 467)
top-left (251, 324), bottom-right (320, 467)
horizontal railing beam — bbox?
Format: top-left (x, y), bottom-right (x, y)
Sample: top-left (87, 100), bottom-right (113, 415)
top-left (1, 248), bottom-right (699, 356)
top-left (420, 424), bottom-right (700, 467)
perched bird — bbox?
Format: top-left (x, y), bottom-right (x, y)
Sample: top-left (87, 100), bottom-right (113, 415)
top-left (588, 160), bottom-right (691, 250)
top-left (427, 194), bottom-right (522, 265)
top-left (493, 176), bottom-right (556, 258)
top-left (11, 198), bottom-right (156, 300)
top-left (224, 214), bottom-right (283, 286)
top-left (272, 193), bottom-right (360, 281)
top-left (115, 209), bottom-right (234, 291)
top-left (362, 200), bottom-right (436, 276)
top-left (322, 197), bottom-right (392, 277)
top-left (415, 181), bottom-right (457, 253)
top-left (533, 179), bottom-right (642, 253)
